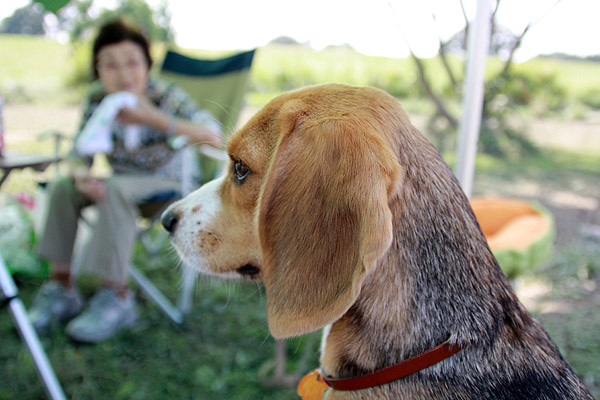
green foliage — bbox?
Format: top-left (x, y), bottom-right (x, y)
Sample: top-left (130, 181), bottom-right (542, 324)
top-left (486, 68), bottom-right (567, 113)
top-left (64, 0), bottom-right (174, 43)
top-left (0, 3), bottom-right (46, 35)
top-left (477, 67), bottom-right (568, 157)
top-left (470, 147), bottom-right (600, 197)
top-left (477, 115), bottom-right (539, 158)
top-left (33, 0), bottom-right (71, 14)
top-left (0, 195), bottom-right (48, 277)
top-left (65, 40), bottom-right (96, 89)
top-left (492, 201), bottom-right (555, 279)
top-left (536, 301), bottom-right (600, 395)
top-left (579, 89), bottom-right (600, 110)
top-left (248, 45), bottom-right (419, 99)
top-left (56, 0), bottom-right (93, 42)
top-left (517, 57), bottom-right (600, 101)
top-left (1, 33), bottom-right (599, 158)
top-left (3, 34), bottom-right (600, 114)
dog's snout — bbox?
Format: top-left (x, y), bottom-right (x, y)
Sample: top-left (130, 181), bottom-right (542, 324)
top-left (161, 209), bottom-right (180, 233)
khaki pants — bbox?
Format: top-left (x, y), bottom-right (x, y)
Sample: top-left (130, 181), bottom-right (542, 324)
top-left (37, 174), bottom-right (180, 285)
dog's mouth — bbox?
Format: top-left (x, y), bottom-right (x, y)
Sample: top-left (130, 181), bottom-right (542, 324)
top-left (236, 264), bottom-right (261, 279)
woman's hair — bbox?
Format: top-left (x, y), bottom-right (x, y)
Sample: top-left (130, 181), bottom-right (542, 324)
top-left (92, 18), bottom-right (153, 79)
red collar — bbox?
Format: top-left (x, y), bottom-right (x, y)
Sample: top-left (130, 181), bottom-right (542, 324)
top-left (320, 339), bottom-right (463, 391)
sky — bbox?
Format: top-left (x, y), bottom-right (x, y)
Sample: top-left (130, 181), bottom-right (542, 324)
top-left (1, 0), bottom-right (598, 61)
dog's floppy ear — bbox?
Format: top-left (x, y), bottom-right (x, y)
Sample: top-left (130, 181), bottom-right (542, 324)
top-left (258, 102), bottom-right (401, 338)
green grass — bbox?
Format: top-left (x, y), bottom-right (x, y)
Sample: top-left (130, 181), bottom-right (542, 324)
top-left (2, 145), bottom-right (599, 399)
top-left (1, 236), bottom-right (321, 399)
top-left (468, 149), bottom-right (600, 197)
top-left (3, 34), bottom-right (600, 110)
top-left (515, 57), bottom-right (600, 100)
top-left (2, 209), bottom-right (599, 399)
top-left (0, 35), bottom-right (79, 104)
top-left (1, 35), bottom-right (599, 399)
top-left (534, 243), bottom-right (600, 393)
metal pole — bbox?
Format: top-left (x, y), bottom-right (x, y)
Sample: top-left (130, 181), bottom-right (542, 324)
top-left (129, 264), bottom-right (184, 325)
top-left (455, 0), bottom-right (493, 198)
top-left (177, 264), bottom-right (196, 314)
top-left (0, 256), bottom-right (67, 400)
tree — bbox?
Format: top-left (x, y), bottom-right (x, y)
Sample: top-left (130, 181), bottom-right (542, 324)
top-left (397, 0), bottom-right (563, 157)
top-left (0, 3), bottom-right (46, 35)
top-left (269, 36), bottom-right (303, 46)
top-left (53, 0), bottom-right (174, 42)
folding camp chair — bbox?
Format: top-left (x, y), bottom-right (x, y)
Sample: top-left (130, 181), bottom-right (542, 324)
top-left (160, 49), bottom-right (256, 185)
top-left (136, 49), bottom-right (306, 387)
top-left (130, 49), bottom-right (256, 316)
top-left (158, 49), bottom-right (308, 387)
top-left (33, 50), bottom-right (255, 326)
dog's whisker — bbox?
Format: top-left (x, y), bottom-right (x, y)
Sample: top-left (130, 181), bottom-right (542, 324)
top-left (259, 332), bottom-right (271, 348)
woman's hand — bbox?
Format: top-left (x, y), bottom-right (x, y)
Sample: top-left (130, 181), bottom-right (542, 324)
top-left (74, 176), bottom-right (106, 202)
top-left (118, 93), bottom-right (223, 148)
top-left (117, 95), bottom-right (160, 126)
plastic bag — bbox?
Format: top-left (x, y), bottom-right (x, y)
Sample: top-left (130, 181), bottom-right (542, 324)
top-left (0, 194), bottom-right (48, 277)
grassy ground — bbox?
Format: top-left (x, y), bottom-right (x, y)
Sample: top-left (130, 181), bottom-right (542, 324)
top-left (2, 232), bottom-right (322, 400)
top-left (2, 35), bottom-right (600, 107)
top-left (522, 242), bottom-right (600, 393)
top-left (0, 36), bottom-right (80, 105)
top-left (2, 140), bottom-right (599, 400)
top-left (1, 35), bottom-right (599, 399)
top-left (469, 150), bottom-right (600, 396)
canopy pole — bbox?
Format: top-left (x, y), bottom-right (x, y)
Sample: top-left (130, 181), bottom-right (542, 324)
top-left (455, 0), bottom-right (493, 198)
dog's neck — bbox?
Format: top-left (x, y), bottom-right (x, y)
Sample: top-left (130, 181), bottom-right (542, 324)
top-left (320, 151), bottom-right (529, 383)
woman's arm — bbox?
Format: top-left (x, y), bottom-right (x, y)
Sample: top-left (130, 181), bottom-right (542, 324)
top-left (118, 95), bottom-right (222, 148)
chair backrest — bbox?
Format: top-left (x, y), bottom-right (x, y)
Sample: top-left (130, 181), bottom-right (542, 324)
top-left (160, 49), bottom-right (255, 185)
top-left (160, 49), bottom-right (255, 135)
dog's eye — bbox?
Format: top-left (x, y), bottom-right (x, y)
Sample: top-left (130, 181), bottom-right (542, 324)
top-left (233, 160), bottom-right (251, 183)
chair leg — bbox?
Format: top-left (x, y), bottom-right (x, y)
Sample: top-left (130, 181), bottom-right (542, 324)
top-left (139, 228), bottom-right (169, 256)
top-left (177, 263), bottom-right (196, 314)
top-left (261, 339), bottom-right (302, 388)
top-left (0, 257), bottom-right (67, 400)
top-left (129, 264), bottom-right (184, 325)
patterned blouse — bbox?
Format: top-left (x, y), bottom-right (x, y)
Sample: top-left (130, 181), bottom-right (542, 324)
top-left (71, 77), bottom-right (221, 180)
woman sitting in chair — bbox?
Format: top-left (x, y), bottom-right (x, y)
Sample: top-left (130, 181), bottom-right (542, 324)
top-left (29, 19), bottom-right (222, 343)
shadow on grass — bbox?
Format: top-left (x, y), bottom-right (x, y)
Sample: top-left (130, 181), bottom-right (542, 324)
top-left (521, 242), bottom-right (600, 397)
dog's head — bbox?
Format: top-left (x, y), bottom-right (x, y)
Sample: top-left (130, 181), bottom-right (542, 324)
top-left (163, 84), bottom-right (406, 338)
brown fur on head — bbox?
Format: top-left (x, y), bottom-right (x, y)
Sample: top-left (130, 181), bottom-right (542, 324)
top-left (258, 93), bottom-right (403, 337)
top-left (165, 84), bottom-right (403, 337)
top-left (164, 83), bottom-right (593, 399)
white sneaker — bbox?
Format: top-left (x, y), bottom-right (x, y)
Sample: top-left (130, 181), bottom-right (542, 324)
top-left (65, 287), bottom-right (138, 343)
top-left (28, 281), bottom-right (84, 335)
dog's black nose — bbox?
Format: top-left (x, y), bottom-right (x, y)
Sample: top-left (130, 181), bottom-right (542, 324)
top-left (161, 210), bottom-right (179, 233)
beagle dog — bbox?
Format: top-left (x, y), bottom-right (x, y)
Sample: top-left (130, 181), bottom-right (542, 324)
top-left (162, 84), bottom-right (593, 399)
